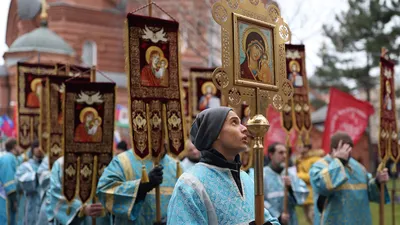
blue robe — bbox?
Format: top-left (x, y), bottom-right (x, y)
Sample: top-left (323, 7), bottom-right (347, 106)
top-left (47, 157), bottom-right (111, 225)
top-left (263, 166), bottom-right (309, 225)
top-left (16, 151), bottom-right (30, 225)
top-left (96, 150), bottom-right (181, 225)
top-left (36, 157), bottom-right (51, 225)
top-left (167, 162), bottom-right (280, 225)
top-left (15, 158), bottom-right (41, 225)
top-left (309, 156), bottom-right (390, 225)
top-left (0, 152), bottom-right (19, 225)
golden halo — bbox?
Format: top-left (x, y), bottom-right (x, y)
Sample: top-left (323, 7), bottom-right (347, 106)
top-left (145, 46), bottom-right (164, 64)
top-left (158, 58), bottom-right (169, 69)
top-left (241, 26), bottom-right (270, 59)
top-left (30, 78), bottom-right (42, 92)
top-left (79, 107), bottom-right (98, 123)
top-left (201, 81), bottom-right (217, 95)
top-left (289, 60), bottom-right (301, 72)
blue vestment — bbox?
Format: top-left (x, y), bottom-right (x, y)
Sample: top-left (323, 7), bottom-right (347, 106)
top-left (263, 166), bottom-right (309, 225)
top-left (0, 152), bottom-right (18, 225)
top-left (96, 150), bottom-right (180, 224)
top-left (309, 156), bottom-right (390, 225)
top-left (167, 162), bottom-right (280, 225)
top-left (47, 157), bottom-right (111, 225)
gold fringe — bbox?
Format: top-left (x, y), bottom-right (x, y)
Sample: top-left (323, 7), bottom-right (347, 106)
top-left (78, 204), bottom-right (86, 218)
top-left (391, 163), bottom-right (397, 174)
top-left (176, 161), bottom-right (182, 178)
top-left (66, 206), bottom-right (71, 216)
top-left (141, 165), bottom-right (150, 183)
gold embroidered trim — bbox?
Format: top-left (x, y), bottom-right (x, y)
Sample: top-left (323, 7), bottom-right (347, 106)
top-left (321, 168), bottom-right (333, 190)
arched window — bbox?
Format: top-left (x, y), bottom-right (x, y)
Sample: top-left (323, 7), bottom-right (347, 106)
top-left (82, 40), bottom-right (97, 66)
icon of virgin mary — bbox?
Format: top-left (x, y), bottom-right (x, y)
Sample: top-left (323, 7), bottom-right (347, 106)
top-left (240, 28), bottom-right (272, 84)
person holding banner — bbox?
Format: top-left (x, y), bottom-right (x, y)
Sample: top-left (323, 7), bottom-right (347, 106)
top-left (14, 140), bottom-right (45, 225)
top-left (167, 107), bottom-right (279, 225)
top-left (0, 138), bottom-right (24, 225)
top-left (309, 132), bottom-right (390, 225)
top-left (47, 156), bottom-right (111, 225)
top-left (263, 143), bottom-right (309, 225)
top-left (96, 145), bottom-right (181, 224)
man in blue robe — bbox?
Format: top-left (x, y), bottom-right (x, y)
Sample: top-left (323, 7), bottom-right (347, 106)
top-left (96, 146), bottom-right (181, 224)
top-left (36, 156), bottom-right (51, 225)
top-left (15, 140), bottom-right (46, 225)
top-left (47, 156), bottom-right (111, 225)
top-left (263, 143), bottom-right (309, 225)
top-left (167, 107), bottom-right (279, 225)
top-left (0, 138), bottom-right (23, 225)
top-left (309, 132), bottom-right (390, 225)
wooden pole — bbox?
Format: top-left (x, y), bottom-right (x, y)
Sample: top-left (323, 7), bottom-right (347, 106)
top-left (378, 158), bottom-right (387, 225)
top-left (392, 169), bottom-right (396, 225)
top-left (148, 0), bottom-right (152, 17)
top-left (282, 136), bottom-right (291, 223)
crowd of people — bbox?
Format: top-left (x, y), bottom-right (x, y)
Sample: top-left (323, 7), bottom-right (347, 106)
top-left (0, 107), bottom-right (394, 225)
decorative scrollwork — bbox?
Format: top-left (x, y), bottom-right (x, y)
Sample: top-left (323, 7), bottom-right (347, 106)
top-left (282, 80), bottom-right (293, 97)
top-left (249, 0), bottom-right (259, 6)
top-left (279, 24), bottom-right (290, 42)
top-left (213, 68), bottom-right (230, 89)
top-left (213, 3), bottom-right (228, 24)
top-left (228, 88), bottom-right (241, 106)
top-left (267, 5), bottom-right (280, 22)
top-left (222, 28), bottom-right (230, 67)
top-left (273, 94), bottom-right (284, 111)
top-left (225, 0), bottom-right (239, 9)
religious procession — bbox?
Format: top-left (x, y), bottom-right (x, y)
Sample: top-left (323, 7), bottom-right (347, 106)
top-left (0, 0), bottom-right (399, 225)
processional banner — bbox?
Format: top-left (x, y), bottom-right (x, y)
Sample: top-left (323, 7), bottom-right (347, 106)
top-left (379, 56), bottom-right (398, 162)
top-left (181, 77), bottom-right (190, 136)
top-left (63, 82), bottom-right (115, 205)
top-left (126, 14), bottom-right (186, 161)
top-left (283, 44), bottom-right (312, 146)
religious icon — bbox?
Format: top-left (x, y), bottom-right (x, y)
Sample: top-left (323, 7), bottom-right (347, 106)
top-left (242, 105), bottom-right (251, 125)
top-left (74, 107), bottom-right (103, 143)
top-left (239, 23), bottom-right (274, 85)
top-left (199, 81), bottom-right (221, 111)
top-left (384, 80), bottom-right (392, 111)
top-left (26, 78), bottom-right (43, 108)
top-left (288, 60), bottom-right (303, 87)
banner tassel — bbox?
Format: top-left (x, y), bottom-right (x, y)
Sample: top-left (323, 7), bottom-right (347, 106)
top-left (141, 165), bottom-right (149, 183)
top-left (176, 161), bottom-right (182, 178)
top-left (391, 163), bottom-right (397, 174)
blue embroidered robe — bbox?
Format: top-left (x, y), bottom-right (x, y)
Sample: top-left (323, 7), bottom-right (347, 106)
top-left (15, 158), bottom-right (41, 225)
top-left (0, 152), bottom-right (18, 225)
top-left (36, 157), bottom-right (51, 225)
top-left (47, 157), bottom-right (111, 225)
top-left (263, 166), bottom-right (309, 225)
top-left (309, 156), bottom-right (390, 225)
top-left (167, 162), bottom-right (280, 225)
top-left (16, 151), bottom-right (30, 225)
top-left (96, 150), bottom-right (180, 225)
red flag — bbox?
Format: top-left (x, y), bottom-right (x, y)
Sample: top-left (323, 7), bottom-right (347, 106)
top-left (322, 88), bottom-right (374, 153)
top-left (264, 105), bottom-right (298, 155)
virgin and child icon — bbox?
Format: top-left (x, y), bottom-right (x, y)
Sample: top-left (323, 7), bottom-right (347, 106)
top-left (239, 26), bottom-right (274, 85)
top-left (74, 107), bottom-right (102, 143)
top-left (140, 46), bottom-right (169, 87)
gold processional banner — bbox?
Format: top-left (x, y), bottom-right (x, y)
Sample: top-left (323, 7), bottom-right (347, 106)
top-left (283, 44), bottom-right (312, 146)
top-left (379, 56), bottom-right (398, 163)
top-left (126, 13), bottom-right (186, 161)
top-left (63, 81), bottom-right (115, 205)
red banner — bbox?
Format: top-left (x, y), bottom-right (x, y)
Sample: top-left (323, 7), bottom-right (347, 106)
top-left (264, 105), bottom-right (298, 155)
top-left (322, 88), bottom-right (374, 153)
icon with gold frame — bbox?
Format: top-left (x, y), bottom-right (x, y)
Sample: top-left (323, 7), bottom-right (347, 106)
top-left (211, 1), bottom-right (292, 115)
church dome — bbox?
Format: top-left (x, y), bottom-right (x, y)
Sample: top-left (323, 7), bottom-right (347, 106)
top-left (8, 26), bottom-right (75, 55)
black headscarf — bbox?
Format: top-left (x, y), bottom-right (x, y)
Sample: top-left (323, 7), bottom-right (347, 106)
top-left (190, 107), bottom-right (232, 151)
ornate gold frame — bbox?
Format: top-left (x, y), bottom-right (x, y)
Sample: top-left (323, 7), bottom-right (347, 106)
top-left (211, 1), bottom-right (292, 115)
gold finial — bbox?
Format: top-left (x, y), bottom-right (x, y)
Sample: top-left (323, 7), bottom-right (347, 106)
top-left (40, 0), bottom-right (49, 21)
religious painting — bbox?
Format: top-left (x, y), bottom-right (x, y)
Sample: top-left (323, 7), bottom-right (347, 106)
top-left (190, 68), bottom-right (223, 117)
top-left (181, 77), bottom-right (191, 136)
top-left (127, 14), bottom-right (186, 160)
top-left (238, 22), bottom-right (274, 85)
top-left (241, 103), bottom-right (251, 125)
top-left (63, 81), bottom-right (115, 204)
top-left (47, 76), bottom-right (90, 169)
top-left (379, 56), bottom-right (398, 162)
top-left (17, 62), bottom-right (58, 150)
top-left (283, 44), bottom-right (312, 144)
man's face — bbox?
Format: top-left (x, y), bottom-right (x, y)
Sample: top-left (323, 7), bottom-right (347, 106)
top-left (15, 145), bottom-right (24, 156)
top-left (187, 142), bottom-right (201, 161)
top-left (218, 111), bottom-right (249, 154)
top-left (206, 86), bottom-right (213, 95)
top-left (36, 85), bottom-right (42, 96)
top-left (33, 146), bottom-right (44, 159)
top-left (270, 144), bottom-right (287, 166)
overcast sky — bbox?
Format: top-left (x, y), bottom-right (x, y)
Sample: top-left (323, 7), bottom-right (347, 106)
top-left (0, 0), bottom-right (348, 76)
